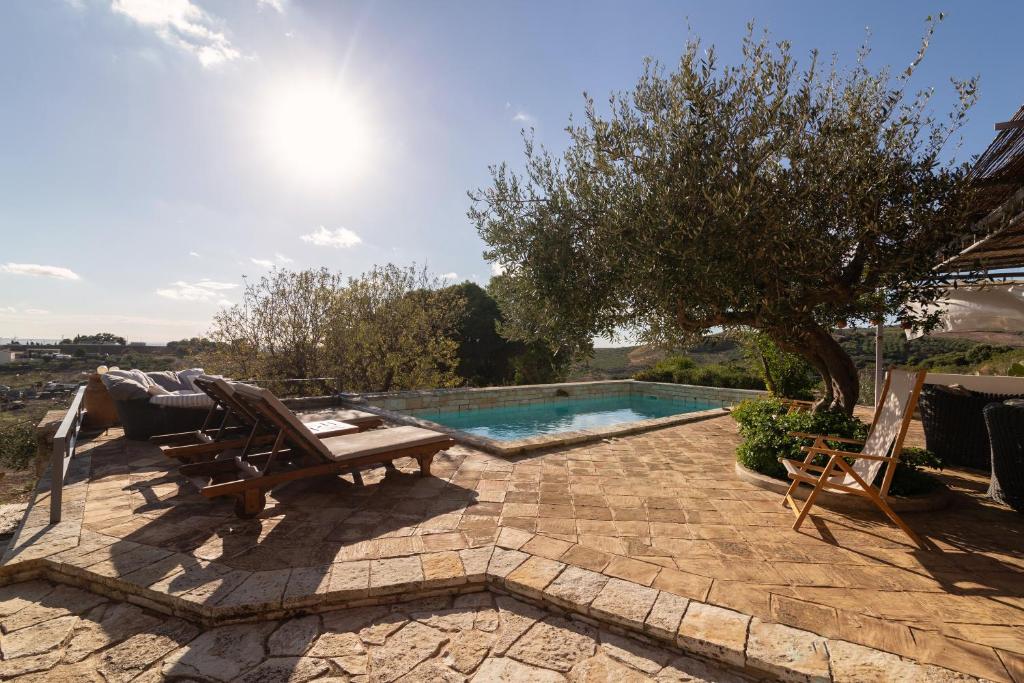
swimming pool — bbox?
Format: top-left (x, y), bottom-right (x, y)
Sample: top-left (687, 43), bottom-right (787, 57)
top-left (421, 395), bottom-right (717, 441)
top-left (350, 379), bottom-right (762, 455)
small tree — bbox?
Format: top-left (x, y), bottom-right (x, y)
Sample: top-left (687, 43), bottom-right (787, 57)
top-left (69, 333), bottom-right (126, 345)
top-left (471, 20), bottom-right (977, 414)
top-left (329, 265), bottom-right (464, 392)
top-left (743, 333), bottom-right (817, 399)
top-left (207, 266), bottom-right (464, 392)
top-left (443, 282), bottom-right (517, 386)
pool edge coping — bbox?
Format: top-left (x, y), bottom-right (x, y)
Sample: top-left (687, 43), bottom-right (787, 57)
top-left (336, 402), bottom-right (732, 457)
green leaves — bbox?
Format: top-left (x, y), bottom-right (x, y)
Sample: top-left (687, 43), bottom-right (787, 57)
top-left (471, 21), bottom-right (977, 411)
top-left (206, 266), bottom-right (464, 393)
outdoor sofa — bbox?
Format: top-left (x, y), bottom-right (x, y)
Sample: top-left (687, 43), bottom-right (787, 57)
top-left (918, 383), bottom-right (1024, 471)
top-left (100, 368), bottom-right (214, 440)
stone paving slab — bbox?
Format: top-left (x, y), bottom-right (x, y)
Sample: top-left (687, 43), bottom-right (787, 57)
top-left (1, 415), bottom-right (1021, 681)
top-left (0, 578), bottom-right (754, 682)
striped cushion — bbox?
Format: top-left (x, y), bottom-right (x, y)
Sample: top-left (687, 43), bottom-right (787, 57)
top-left (149, 392), bottom-right (214, 409)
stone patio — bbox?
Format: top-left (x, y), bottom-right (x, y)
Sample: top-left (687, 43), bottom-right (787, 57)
top-left (0, 578), bottom-right (748, 681)
top-left (1, 413), bottom-right (1022, 681)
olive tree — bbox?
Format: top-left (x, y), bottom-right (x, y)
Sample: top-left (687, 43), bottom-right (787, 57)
top-left (470, 21), bottom-right (978, 413)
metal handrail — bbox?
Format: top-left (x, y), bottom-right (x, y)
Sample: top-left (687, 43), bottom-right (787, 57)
top-left (51, 386), bottom-right (86, 523)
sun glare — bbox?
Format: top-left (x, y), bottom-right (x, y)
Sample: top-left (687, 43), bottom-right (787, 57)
top-left (261, 78), bottom-right (370, 188)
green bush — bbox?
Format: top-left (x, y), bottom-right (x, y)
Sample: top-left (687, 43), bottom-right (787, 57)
top-left (635, 356), bottom-right (764, 390)
top-left (0, 421), bottom-right (36, 471)
top-left (743, 333), bottom-right (818, 400)
top-left (732, 398), bottom-right (941, 495)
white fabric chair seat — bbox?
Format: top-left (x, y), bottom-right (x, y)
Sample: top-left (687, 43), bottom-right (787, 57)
top-left (783, 457), bottom-right (865, 489)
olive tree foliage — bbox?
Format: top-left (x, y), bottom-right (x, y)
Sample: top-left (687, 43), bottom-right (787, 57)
top-left (206, 265), bottom-right (464, 392)
top-left (470, 20), bottom-right (978, 414)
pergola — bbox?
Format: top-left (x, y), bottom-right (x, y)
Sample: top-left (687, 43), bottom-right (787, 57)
top-left (940, 103), bottom-right (1024, 274)
top-left (872, 105), bottom-right (1024, 403)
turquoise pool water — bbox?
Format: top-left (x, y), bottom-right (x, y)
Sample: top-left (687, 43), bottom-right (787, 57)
top-left (421, 395), bottom-right (716, 441)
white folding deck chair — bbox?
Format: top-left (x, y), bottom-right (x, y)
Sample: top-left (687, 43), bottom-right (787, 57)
top-left (780, 368), bottom-right (928, 548)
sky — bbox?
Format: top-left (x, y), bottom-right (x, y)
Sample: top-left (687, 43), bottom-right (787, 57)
top-left (0, 1), bottom-right (1022, 344)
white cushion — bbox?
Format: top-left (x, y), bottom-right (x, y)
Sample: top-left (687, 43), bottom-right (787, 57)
top-left (149, 392), bottom-right (214, 409)
top-left (177, 368), bottom-right (205, 391)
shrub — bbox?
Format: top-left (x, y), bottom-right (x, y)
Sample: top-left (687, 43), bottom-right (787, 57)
top-left (743, 333), bottom-right (818, 400)
top-left (732, 398), bottom-right (941, 495)
top-left (635, 356), bottom-right (764, 390)
top-left (0, 421), bottom-right (36, 471)
top-left (732, 398), bottom-right (867, 477)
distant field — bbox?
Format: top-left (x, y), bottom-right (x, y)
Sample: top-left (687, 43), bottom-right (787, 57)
top-left (570, 328), bottom-right (1024, 381)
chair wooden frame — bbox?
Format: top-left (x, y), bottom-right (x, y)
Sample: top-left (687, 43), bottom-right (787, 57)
top-left (780, 369), bottom-right (928, 549)
top-left (153, 376), bottom-right (381, 463)
top-left (180, 383), bottom-right (454, 518)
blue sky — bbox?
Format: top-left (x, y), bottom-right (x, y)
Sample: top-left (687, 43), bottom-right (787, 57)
top-left (0, 1), bottom-right (1021, 343)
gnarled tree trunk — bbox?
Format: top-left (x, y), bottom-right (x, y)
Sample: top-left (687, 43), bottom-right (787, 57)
top-left (798, 325), bottom-right (859, 415)
top-left (776, 325), bottom-right (859, 415)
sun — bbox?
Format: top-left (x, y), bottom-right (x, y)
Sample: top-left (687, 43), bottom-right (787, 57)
top-left (260, 77), bottom-right (370, 188)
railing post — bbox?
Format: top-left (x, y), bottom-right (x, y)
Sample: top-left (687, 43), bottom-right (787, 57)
top-left (50, 386), bottom-right (86, 524)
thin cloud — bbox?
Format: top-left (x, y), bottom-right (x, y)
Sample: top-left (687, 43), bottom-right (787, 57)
top-left (490, 262), bottom-right (507, 276)
top-left (24, 309), bottom-right (50, 315)
top-left (257, 0), bottom-right (286, 12)
top-left (156, 279), bottom-right (238, 302)
top-left (512, 111), bottom-right (535, 124)
top-left (189, 251), bottom-right (201, 258)
top-left (250, 253), bottom-right (293, 268)
top-left (300, 226), bottom-right (362, 249)
top-left (111, 0), bottom-right (241, 68)
top-left (0, 307), bottom-right (16, 314)
top-left (1, 263), bottom-right (81, 281)
top-left (440, 272), bottom-right (459, 281)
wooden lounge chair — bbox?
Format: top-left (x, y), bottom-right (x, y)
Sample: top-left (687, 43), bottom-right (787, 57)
top-left (780, 368), bottom-right (928, 548)
top-left (154, 376), bottom-right (382, 463)
top-left (180, 383), bottom-right (454, 517)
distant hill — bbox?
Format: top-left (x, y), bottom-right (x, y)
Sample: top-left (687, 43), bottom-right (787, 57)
top-left (570, 328), bottom-right (1024, 381)
top-left (570, 337), bottom-right (745, 380)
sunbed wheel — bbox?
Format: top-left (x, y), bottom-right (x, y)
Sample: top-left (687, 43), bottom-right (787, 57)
top-left (234, 490), bottom-right (266, 518)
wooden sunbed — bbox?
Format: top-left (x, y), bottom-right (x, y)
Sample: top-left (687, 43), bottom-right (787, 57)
top-left (180, 382), bottom-right (454, 517)
top-left (153, 375), bottom-right (382, 463)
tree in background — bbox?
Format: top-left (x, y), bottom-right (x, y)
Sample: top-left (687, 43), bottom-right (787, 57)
top-left (207, 266), bottom-right (464, 392)
top-left (471, 20), bottom-right (977, 414)
top-left (485, 273), bottom-right (591, 383)
top-left (329, 265), bottom-right (463, 392)
top-left (167, 337), bottom-right (218, 358)
top-left (59, 333), bottom-right (126, 345)
top-left (443, 282), bottom-right (518, 386)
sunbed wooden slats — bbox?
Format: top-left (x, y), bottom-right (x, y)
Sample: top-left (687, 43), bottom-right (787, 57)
top-left (181, 383), bottom-right (454, 517)
top-left (154, 375), bottom-right (381, 462)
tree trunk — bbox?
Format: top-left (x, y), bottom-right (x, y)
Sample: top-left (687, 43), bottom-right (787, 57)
top-left (801, 326), bottom-right (859, 415)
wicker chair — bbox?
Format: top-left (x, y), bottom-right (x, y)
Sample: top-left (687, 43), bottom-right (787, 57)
top-left (918, 385), bottom-right (1024, 471)
top-left (982, 402), bottom-right (1024, 512)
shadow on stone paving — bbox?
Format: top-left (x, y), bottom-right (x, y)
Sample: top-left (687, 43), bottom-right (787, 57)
top-left (804, 468), bottom-right (1024, 604)
top-left (109, 455), bottom-right (478, 608)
